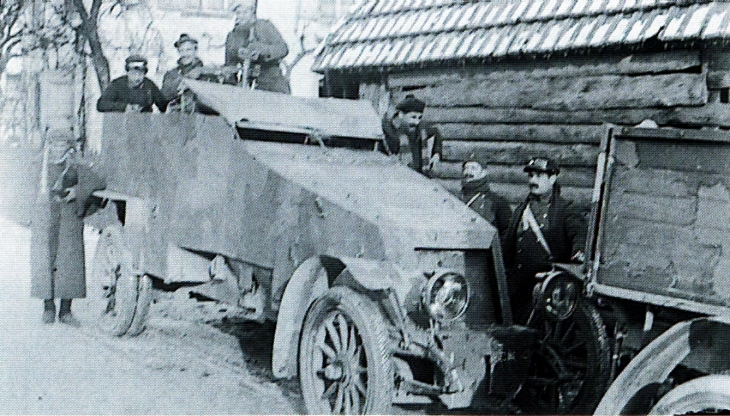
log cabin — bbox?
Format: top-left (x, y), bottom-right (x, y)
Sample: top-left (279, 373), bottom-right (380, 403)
top-left (312, 0), bottom-right (730, 207)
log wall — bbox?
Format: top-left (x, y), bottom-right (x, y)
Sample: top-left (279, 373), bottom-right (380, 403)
top-left (358, 49), bottom-right (730, 208)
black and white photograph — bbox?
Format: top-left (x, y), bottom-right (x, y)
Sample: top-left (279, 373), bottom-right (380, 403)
top-left (2, 0), bottom-right (730, 414)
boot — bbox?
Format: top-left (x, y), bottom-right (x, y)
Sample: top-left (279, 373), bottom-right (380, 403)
top-left (58, 299), bottom-right (81, 327)
top-left (42, 299), bottom-right (55, 324)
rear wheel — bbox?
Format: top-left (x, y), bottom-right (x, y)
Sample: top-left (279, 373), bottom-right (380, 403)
top-left (90, 225), bottom-right (151, 336)
top-left (517, 301), bottom-right (611, 414)
top-left (299, 286), bottom-right (394, 414)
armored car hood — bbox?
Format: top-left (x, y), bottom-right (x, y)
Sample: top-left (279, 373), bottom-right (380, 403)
top-left (181, 80), bottom-right (496, 251)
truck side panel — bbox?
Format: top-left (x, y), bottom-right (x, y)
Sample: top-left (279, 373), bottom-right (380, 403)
top-left (596, 135), bottom-right (730, 307)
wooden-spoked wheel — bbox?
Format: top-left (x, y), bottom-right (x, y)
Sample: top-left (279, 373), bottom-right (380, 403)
top-left (517, 301), bottom-right (611, 414)
top-left (299, 286), bottom-right (394, 415)
top-left (90, 224), bottom-right (152, 336)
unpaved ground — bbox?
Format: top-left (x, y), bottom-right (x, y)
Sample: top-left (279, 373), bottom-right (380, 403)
top-left (0, 144), bottom-right (502, 415)
top-left (0, 146), bottom-right (301, 414)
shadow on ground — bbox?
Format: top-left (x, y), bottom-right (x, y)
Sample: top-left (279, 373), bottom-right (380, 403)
top-left (211, 318), bottom-right (518, 415)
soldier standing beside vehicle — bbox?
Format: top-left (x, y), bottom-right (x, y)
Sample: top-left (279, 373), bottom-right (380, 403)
top-left (31, 135), bottom-right (106, 326)
top-left (381, 94), bottom-right (443, 175)
top-left (225, 0), bottom-right (290, 93)
top-left (503, 157), bottom-right (586, 324)
top-left (97, 55), bottom-right (168, 113)
top-left (460, 158), bottom-right (512, 244)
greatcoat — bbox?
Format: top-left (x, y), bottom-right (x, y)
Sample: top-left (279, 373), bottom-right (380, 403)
top-left (225, 19), bottom-right (290, 93)
top-left (31, 160), bottom-right (106, 300)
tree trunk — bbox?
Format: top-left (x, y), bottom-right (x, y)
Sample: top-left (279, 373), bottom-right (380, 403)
top-left (71, 0), bottom-right (110, 91)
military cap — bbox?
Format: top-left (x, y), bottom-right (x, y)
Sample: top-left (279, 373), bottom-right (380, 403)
top-left (524, 157), bottom-right (560, 174)
top-left (395, 94), bottom-right (426, 113)
top-left (125, 54), bottom-right (148, 72)
top-left (174, 33), bottom-right (198, 48)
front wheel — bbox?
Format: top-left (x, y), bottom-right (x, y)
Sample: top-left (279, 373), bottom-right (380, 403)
top-left (517, 300), bottom-right (611, 414)
top-left (299, 286), bottom-right (394, 414)
top-left (649, 374), bottom-right (730, 414)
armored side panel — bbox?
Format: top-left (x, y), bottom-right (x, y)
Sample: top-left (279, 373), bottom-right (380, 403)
top-left (591, 127), bottom-right (730, 313)
top-left (99, 113), bottom-right (495, 310)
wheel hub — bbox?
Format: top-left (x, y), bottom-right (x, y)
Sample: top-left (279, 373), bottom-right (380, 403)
top-left (324, 361), bottom-right (346, 381)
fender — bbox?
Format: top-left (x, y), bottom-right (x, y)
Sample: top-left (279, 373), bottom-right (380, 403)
top-left (594, 319), bottom-right (693, 414)
top-left (89, 190), bottom-right (153, 270)
top-left (594, 316), bottom-right (730, 415)
top-left (271, 255), bottom-right (402, 379)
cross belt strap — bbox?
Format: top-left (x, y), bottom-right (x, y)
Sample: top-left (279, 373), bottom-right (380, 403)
top-left (521, 204), bottom-right (552, 257)
top-left (465, 192), bottom-right (482, 208)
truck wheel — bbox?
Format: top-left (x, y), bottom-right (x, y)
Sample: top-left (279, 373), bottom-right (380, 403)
top-left (125, 274), bottom-right (153, 336)
top-left (299, 286), bottom-right (394, 414)
top-left (649, 375), bottom-right (730, 414)
top-left (518, 301), bottom-right (610, 414)
top-left (91, 225), bottom-right (148, 336)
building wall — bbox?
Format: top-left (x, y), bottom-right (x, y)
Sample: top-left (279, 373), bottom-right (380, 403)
top-left (357, 48), bottom-right (730, 208)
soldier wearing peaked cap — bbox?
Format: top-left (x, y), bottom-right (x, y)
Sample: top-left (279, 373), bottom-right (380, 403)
top-left (503, 157), bottom-right (587, 324)
top-left (381, 94), bottom-right (444, 175)
top-left (97, 54), bottom-right (168, 113)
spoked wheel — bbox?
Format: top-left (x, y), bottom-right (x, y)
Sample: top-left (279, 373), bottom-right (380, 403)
top-left (649, 375), bottom-right (730, 415)
top-left (299, 286), bottom-right (394, 415)
top-left (90, 224), bottom-right (152, 336)
top-left (517, 301), bottom-right (611, 414)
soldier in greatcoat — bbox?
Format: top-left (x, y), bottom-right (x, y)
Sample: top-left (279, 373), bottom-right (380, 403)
top-left (503, 157), bottom-right (586, 324)
top-left (225, 0), bottom-right (290, 93)
top-left (31, 134), bottom-right (106, 325)
top-left (460, 159), bottom-right (512, 243)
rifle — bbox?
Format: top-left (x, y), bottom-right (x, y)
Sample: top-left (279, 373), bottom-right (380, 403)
top-left (239, 24), bottom-right (259, 89)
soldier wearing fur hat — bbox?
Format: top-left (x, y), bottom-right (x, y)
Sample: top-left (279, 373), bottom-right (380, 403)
top-left (97, 54), bottom-right (168, 113)
top-left (381, 94), bottom-right (443, 175)
top-left (225, 0), bottom-right (290, 93)
top-left (503, 157), bottom-right (587, 323)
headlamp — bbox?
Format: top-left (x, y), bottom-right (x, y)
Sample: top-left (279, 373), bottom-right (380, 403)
top-left (422, 270), bottom-right (470, 322)
top-left (533, 271), bottom-right (579, 321)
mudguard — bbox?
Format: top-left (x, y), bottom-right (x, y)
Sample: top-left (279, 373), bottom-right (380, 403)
top-left (594, 317), bottom-right (730, 414)
top-left (272, 256), bottom-right (403, 379)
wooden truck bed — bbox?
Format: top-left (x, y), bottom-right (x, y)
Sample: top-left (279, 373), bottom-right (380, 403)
top-left (589, 127), bottom-right (730, 315)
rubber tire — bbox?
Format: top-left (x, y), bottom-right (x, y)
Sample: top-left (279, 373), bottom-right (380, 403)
top-left (518, 300), bottom-right (611, 414)
top-left (299, 286), bottom-right (394, 414)
top-left (91, 225), bottom-right (139, 336)
top-left (126, 274), bottom-right (153, 337)
top-left (649, 375), bottom-right (730, 414)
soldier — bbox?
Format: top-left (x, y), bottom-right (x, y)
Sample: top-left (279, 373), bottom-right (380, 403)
top-left (381, 94), bottom-right (443, 175)
top-left (31, 134), bottom-right (106, 326)
top-left (225, 0), bottom-right (290, 93)
top-left (97, 55), bottom-right (168, 113)
top-left (460, 158), bottom-right (512, 243)
top-left (161, 34), bottom-right (217, 114)
top-left (503, 157), bottom-right (586, 324)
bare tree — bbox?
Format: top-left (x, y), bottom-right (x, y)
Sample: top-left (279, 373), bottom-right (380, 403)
top-left (70, 0), bottom-right (110, 90)
top-left (0, 0), bottom-right (25, 75)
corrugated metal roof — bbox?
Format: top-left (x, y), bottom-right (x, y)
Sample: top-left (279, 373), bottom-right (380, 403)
top-left (313, 0), bottom-right (730, 72)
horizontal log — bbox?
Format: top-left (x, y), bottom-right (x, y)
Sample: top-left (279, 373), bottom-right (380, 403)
top-left (388, 50), bottom-right (701, 88)
top-left (432, 162), bottom-right (596, 188)
top-left (437, 123), bottom-right (604, 144)
top-left (424, 103), bottom-right (730, 128)
top-left (410, 72), bottom-right (707, 110)
top-left (443, 141), bottom-right (601, 167)
top-left (437, 179), bottom-right (592, 209)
